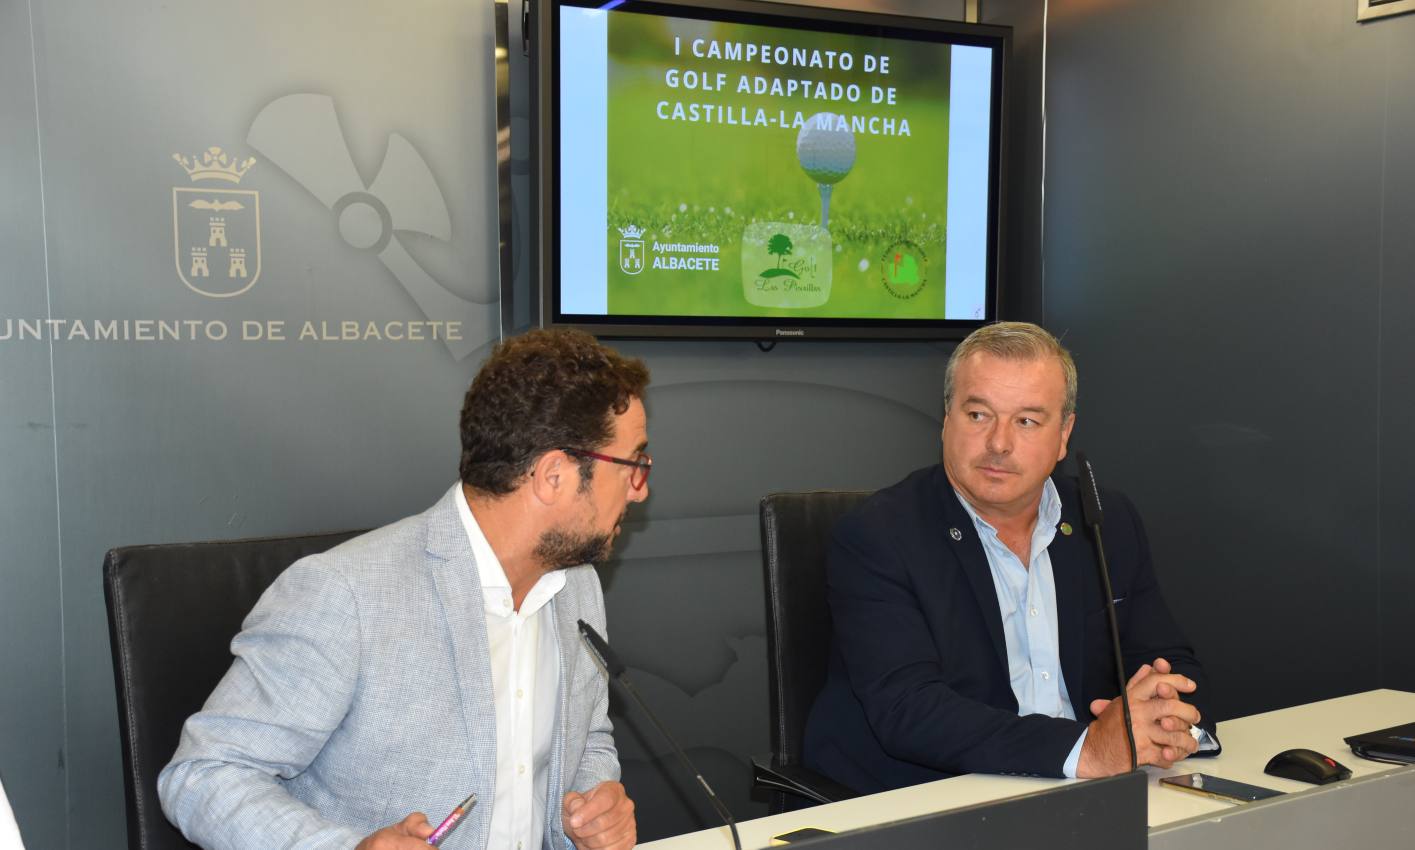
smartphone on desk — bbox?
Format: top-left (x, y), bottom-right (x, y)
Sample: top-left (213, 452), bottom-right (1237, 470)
top-left (1159, 773), bottom-right (1283, 803)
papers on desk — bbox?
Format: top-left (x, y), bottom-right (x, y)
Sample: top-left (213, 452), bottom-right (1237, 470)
top-left (0, 774), bottom-right (24, 850)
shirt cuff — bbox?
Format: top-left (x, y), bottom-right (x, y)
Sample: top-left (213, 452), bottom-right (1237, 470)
top-left (1063, 727), bottom-right (1088, 778)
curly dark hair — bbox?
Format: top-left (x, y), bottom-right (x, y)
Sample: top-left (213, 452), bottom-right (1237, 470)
top-left (459, 328), bottom-right (650, 496)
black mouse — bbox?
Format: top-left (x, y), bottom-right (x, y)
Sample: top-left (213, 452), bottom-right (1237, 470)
top-left (1264, 748), bottom-right (1352, 785)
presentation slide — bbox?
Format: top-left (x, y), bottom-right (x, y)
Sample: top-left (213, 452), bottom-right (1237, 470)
top-left (559, 6), bottom-right (994, 322)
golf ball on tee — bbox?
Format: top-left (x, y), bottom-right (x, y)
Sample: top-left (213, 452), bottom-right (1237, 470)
top-left (797, 113), bottom-right (856, 184)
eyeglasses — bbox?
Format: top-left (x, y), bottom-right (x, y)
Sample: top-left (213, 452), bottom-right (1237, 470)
top-left (561, 448), bottom-right (652, 490)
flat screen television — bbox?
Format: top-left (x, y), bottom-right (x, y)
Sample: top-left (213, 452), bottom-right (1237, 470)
top-left (531, 0), bottom-right (1009, 340)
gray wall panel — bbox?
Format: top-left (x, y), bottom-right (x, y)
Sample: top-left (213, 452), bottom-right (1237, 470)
top-left (1377, 16), bottom-right (1415, 692)
top-left (986, 0), bottom-right (1046, 322)
top-left (14, 1), bottom-right (502, 846)
top-left (1044, 0), bottom-right (1408, 720)
top-left (0, 2), bottom-right (65, 847)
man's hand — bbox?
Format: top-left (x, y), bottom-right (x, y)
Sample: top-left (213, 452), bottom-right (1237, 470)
top-left (1093, 658), bottom-right (1201, 735)
top-left (1077, 657), bottom-right (1202, 778)
top-left (563, 781), bottom-right (636, 850)
top-left (355, 812), bottom-right (435, 849)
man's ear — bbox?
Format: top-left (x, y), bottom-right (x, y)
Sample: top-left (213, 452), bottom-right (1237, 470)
top-left (1057, 412), bottom-right (1076, 462)
top-left (528, 450), bottom-right (577, 505)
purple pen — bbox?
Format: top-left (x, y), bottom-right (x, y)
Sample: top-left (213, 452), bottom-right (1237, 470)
top-left (427, 792), bottom-right (477, 847)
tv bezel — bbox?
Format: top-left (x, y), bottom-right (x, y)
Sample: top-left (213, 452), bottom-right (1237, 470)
top-left (531, 0), bottom-right (1011, 341)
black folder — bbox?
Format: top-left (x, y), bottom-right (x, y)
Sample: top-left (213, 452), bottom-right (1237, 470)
top-left (1345, 722), bottom-right (1415, 764)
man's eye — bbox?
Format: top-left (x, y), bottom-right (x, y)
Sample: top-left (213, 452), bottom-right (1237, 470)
top-left (967, 411), bottom-right (987, 422)
top-left (1018, 417), bottom-right (1037, 427)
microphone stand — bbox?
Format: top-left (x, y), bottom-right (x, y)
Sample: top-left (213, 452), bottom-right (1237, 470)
top-left (578, 620), bottom-right (742, 850)
top-left (1075, 453), bottom-right (1139, 773)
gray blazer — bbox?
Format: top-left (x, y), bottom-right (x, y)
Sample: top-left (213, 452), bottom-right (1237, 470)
top-left (158, 485), bottom-right (620, 850)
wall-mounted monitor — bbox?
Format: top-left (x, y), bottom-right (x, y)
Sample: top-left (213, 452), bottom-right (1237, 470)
top-left (532, 0), bottom-right (1009, 340)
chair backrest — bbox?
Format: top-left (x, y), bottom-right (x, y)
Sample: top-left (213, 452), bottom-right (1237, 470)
top-left (102, 530), bottom-right (363, 850)
top-left (759, 491), bottom-right (868, 768)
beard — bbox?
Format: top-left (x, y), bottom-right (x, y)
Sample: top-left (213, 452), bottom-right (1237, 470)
top-left (534, 510), bottom-right (627, 570)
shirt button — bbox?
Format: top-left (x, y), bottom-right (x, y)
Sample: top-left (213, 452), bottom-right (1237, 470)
top-left (1029, 607), bottom-right (1038, 617)
top-left (518, 764), bottom-right (526, 775)
top-left (516, 688), bottom-right (524, 699)
top-left (1041, 671), bottom-right (1051, 681)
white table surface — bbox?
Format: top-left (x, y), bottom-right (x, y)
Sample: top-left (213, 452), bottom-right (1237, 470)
top-left (638, 689), bottom-right (1415, 849)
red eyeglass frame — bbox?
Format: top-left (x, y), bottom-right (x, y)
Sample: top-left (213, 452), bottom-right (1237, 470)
top-left (560, 447), bottom-right (652, 490)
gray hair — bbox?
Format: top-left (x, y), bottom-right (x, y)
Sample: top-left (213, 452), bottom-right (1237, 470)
top-left (942, 321), bottom-right (1077, 418)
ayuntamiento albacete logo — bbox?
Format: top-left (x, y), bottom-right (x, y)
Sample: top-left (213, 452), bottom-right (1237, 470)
top-left (618, 224), bottom-right (645, 275)
top-left (173, 147), bottom-right (261, 297)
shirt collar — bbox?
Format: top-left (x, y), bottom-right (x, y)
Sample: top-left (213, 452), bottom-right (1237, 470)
top-left (953, 476), bottom-right (1062, 538)
top-left (454, 483), bottom-right (567, 603)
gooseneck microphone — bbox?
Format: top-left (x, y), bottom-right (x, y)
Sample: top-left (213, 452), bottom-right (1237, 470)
top-left (1074, 452), bottom-right (1138, 773)
top-left (577, 620), bottom-right (743, 850)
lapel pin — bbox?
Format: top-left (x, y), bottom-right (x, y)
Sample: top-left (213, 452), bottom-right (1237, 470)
top-left (1060, 522), bottom-right (1073, 536)
top-left (949, 527), bottom-right (963, 541)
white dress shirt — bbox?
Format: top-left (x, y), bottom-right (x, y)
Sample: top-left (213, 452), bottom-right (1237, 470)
top-left (456, 488), bottom-right (566, 850)
top-left (954, 481), bottom-right (1088, 775)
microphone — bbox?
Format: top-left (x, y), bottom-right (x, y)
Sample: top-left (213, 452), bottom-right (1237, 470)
top-left (577, 620), bottom-right (625, 678)
top-left (1077, 452), bottom-right (1104, 529)
top-left (576, 620), bottom-right (742, 850)
top-left (1074, 452), bottom-right (1138, 772)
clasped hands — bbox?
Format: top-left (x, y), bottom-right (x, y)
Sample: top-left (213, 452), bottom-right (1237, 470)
top-left (357, 780), bottom-right (635, 850)
top-left (1077, 657), bottom-right (1202, 778)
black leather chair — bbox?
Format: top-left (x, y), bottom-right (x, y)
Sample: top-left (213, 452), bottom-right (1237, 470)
top-left (102, 530), bottom-right (363, 850)
top-left (753, 491), bottom-right (868, 813)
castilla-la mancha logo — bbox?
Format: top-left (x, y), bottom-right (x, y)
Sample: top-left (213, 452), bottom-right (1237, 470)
top-left (618, 224), bottom-right (645, 276)
top-left (173, 146), bottom-right (261, 297)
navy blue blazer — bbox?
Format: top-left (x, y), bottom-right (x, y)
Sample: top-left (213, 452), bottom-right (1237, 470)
top-left (803, 465), bottom-right (1216, 793)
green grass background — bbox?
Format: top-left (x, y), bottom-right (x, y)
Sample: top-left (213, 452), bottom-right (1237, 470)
top-left (603, 13), bottom-right (952, 319)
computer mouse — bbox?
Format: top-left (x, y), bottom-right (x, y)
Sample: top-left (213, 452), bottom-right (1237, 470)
top-left (1263, 748), bottom-right (1352, 785)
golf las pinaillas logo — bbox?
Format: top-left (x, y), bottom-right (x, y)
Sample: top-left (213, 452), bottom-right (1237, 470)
top-left (173, 146), bottom-right (261, 297)
top-left (741, 112), bottom-right (852, 309)
top-left (618, 224), bottom-right (646, 275)
top-left (760, 232), bottom-right (799, 282)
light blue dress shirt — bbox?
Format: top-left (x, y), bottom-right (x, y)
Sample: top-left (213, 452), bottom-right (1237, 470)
top-left (954, 479), bottom-right (1090, 776)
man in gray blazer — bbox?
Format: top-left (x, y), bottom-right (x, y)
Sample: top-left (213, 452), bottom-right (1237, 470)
top-left (159, 329), bottom-right (648, 850)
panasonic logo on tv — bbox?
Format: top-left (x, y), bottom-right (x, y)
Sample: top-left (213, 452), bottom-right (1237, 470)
top-left (774, 328), bottom-right (805, 337)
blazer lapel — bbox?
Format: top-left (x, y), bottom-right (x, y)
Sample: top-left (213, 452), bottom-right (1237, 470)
top-left (424, 486), bottom-right (498, 776)
top-left (938, 478), bottom-right (1010, 682)
top-left (1048, 483), bottom-right (1091, 711)
top-left (546, 595), bottom-right (570, 801)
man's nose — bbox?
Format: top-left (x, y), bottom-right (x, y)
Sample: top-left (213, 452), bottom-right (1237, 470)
top-left (985, 421), bottom-right (1012, 454)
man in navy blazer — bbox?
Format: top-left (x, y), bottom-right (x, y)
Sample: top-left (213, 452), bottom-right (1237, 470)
top-left (804, 322), bottom-right (1217, 793)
